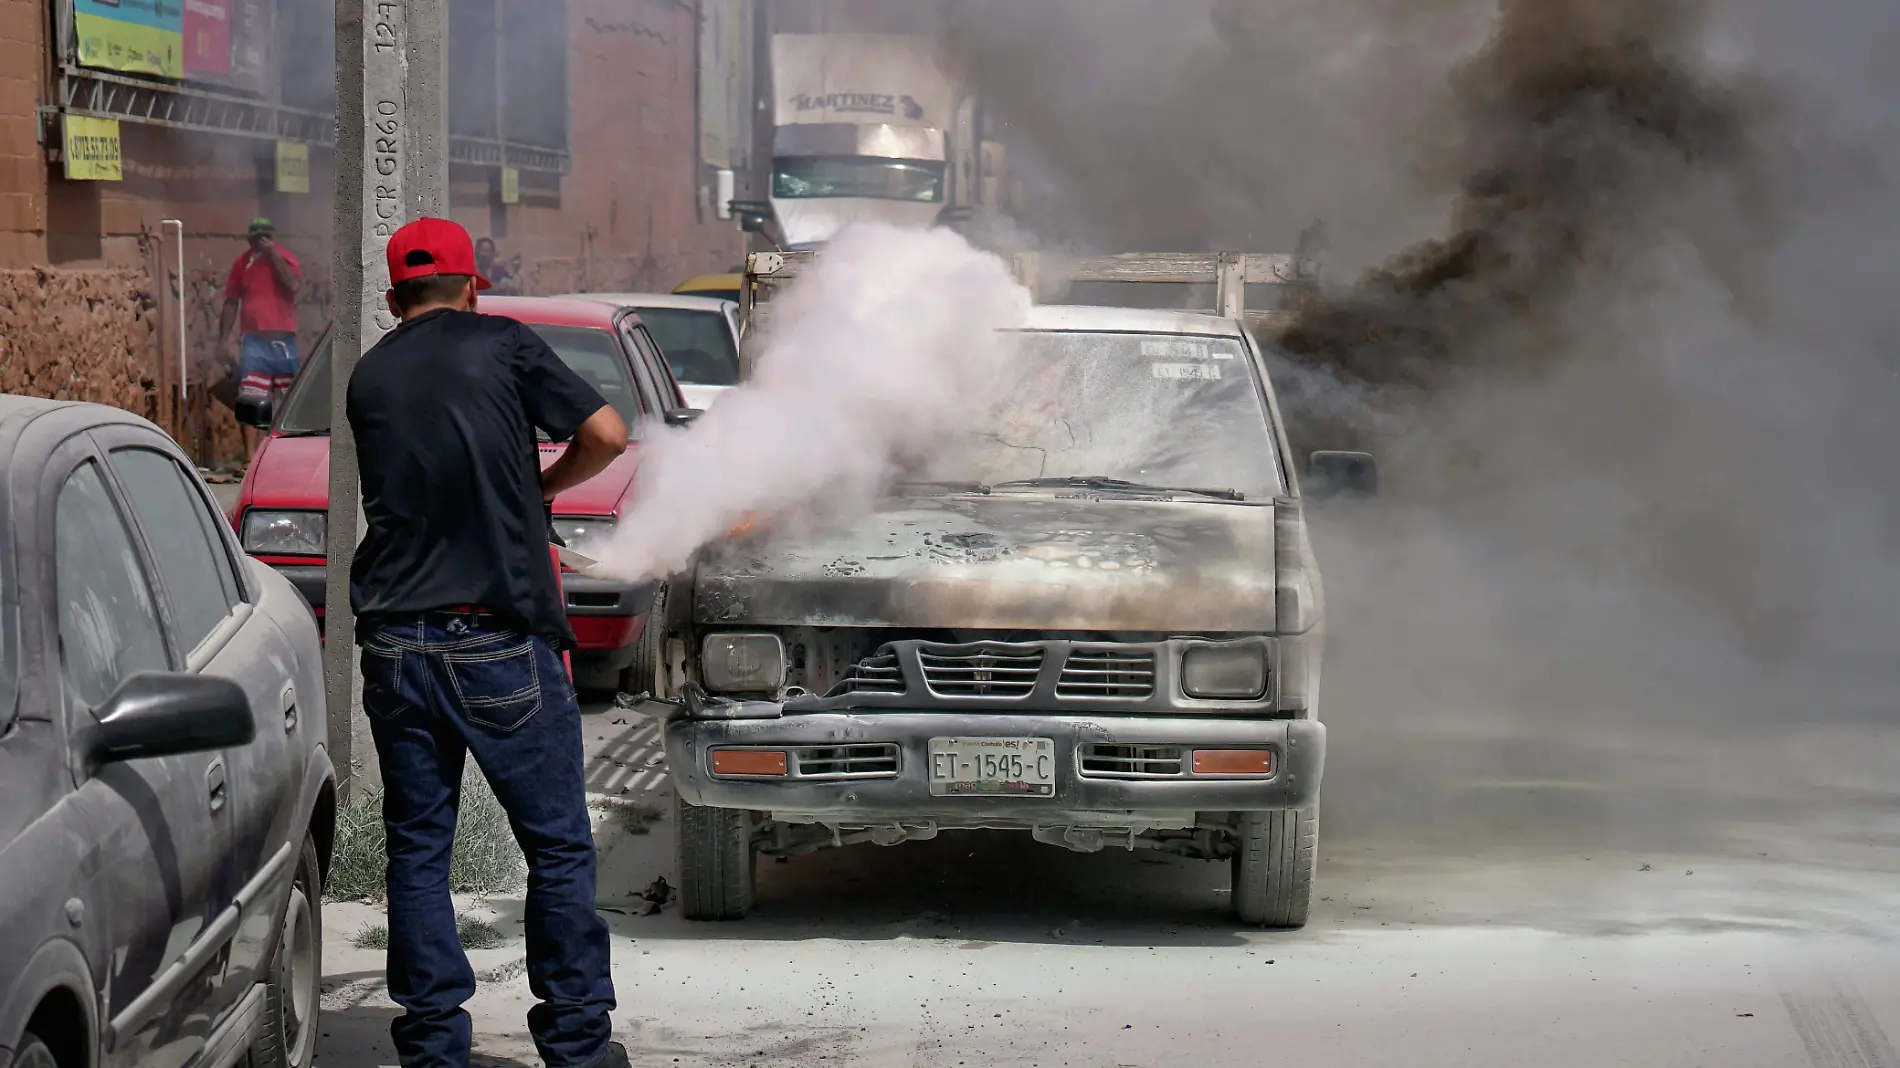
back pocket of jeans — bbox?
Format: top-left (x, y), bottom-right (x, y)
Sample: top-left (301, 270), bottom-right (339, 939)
top-left (441, 640), bottom-right (543, 732)
top-left (361, 645), bottom-right (407, 720)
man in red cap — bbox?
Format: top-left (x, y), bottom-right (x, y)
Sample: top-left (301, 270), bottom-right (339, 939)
top-left (347, 216), bottom-right (630, 1068)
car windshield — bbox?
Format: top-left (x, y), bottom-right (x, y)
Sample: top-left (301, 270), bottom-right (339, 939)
top-left (276, 322), bottom-right (642, 435)
top-left (912, 331), bottom-right (1286, 500)
top-left (635, 308), bottom-right (740, 387)
top-left (772, 156), bottom-right (946, 203)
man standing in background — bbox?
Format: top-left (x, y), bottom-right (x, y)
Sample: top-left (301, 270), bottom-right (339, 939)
top-left (219, 217), bottom-right (304, 407)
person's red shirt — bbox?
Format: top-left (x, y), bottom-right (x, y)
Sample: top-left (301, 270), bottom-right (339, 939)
top-left (225, 246), bottom-right (303, 334)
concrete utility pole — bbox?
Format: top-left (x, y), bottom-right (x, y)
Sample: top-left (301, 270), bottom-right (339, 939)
top-left (327, 0), bottom-right (448, 801)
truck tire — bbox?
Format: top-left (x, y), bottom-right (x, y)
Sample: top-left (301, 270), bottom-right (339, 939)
top-left (617, 585), bottom-right (667, 699)
top-left (248, 833), bottom-right (323, 1068)
top-left (14, 1033), bottom-right (57, 1068)
top-left (1230, 804), bottom-right (1318, 929)
top-left (676, 795), bottom-right (755, 921)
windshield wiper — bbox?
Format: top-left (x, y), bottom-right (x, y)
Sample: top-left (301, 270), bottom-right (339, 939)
top-left (276, 428), bottom-right (328, 438)
top-left (893, 480), bottom-right (992, 495)
top-left (994, 476), bottom-right (1245, 501)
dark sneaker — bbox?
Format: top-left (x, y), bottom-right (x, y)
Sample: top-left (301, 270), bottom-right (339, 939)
top-left (584, 1041), bottom-right (632, 1068)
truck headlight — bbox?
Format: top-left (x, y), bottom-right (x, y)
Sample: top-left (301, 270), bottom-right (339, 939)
top-left (242, 510), bottom-right (327, 556)
top-left (1181, 643), bottom-right (1268, 700)
top-left (702, 633), bottom-right (786, 693)
top-left (551, 517), bottom-right (615, 555)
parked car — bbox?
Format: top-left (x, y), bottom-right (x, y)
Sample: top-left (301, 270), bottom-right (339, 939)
top-left (228, 297), bottom-right (698, 694)
top-left (562, 293), bottom-right (741, 411)
top-left (671, 272), bottom-right (742, 305)
top-left (0, 396), bottom-right (334, 1068)
top-left (644, 253), bottom-right (1374, 928)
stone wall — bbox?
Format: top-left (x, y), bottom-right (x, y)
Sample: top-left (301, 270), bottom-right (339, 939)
top-left (0, 256), bottom-right (334, 466)
top-left (0, 266), bottom-right (161, 418)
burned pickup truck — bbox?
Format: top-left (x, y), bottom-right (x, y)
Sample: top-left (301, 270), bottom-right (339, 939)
top-left (645, 252), bottom-right (1375, 927)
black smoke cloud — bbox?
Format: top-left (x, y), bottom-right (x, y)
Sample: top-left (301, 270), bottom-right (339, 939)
top-left (930, 0), bottom-right (1900, 866)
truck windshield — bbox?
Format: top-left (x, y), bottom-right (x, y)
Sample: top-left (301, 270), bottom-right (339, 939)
top-left (276, 323), bottom-right (643, 435)
top-left (634, 308), bottom-right (741, 387)
top-left (916, 331), bottom-right (1287, 500)
top-left (772, 156), bottom-right (946, 203)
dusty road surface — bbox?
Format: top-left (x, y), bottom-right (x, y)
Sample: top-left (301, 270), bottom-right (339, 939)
top-left (212, 474), bottom-right (1900, 1065)
top-left (310, 701), bottom-right (1900, 1068)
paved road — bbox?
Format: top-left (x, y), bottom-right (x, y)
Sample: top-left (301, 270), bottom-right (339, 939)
top-left (264, 490), bottom-right (1900, 1066)
top-left (209, 479), bottom-right (241, 515)
top-left (313, 706), bottom-right (1900, 1068)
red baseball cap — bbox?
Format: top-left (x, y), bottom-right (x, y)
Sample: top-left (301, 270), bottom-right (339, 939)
top-left (386, 217), bottom-right (492, 290)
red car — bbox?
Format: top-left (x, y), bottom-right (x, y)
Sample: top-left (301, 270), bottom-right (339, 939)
top-left (228, 296), bottom-right (698, 693)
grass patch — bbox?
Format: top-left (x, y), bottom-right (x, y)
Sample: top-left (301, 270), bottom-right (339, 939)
top-left (351, 913), bottom-right (511, 952)
top-left (455, 914), bottom-right (509, 951)
top-left (352, 923), bottom-right (389, 950)
top-left (591, 797), bottom-right (665, 836)
top-left (326, 764), bottom-right (528, 901)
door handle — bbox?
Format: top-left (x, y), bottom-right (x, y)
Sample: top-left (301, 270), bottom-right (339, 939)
top-left (206, 758), bottom-right (228, 814)
top-left (281, 682), bottom-right (298, 733)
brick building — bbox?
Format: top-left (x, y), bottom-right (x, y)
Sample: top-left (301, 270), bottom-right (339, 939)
top-left (0, 0), bottom-right (747, 462)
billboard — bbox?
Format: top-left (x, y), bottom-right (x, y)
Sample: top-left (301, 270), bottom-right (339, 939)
top-left (183, 0), bottom-right (229, 77)
top-left (181, 0), bottom-right (270, 93)
top-left (73, 0), bottom-right (184, 80)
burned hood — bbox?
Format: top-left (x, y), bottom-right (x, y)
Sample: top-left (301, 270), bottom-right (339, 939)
top-left (693, 493), bottom-right (1279, 632)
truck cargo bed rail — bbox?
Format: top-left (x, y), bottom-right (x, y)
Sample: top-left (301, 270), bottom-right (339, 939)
top-left (737, 248), bottom-right (1320, 368)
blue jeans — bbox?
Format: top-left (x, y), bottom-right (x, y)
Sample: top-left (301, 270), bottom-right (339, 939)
top-left (238, 333), bottom-right (300, 403)
top-left (361, 615), bottom-right (615, 1068)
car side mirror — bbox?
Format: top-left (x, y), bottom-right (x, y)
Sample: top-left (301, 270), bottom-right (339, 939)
top-left (235, 394), bottom-right (273, 430)
top-left (737, 212), bottom-right (769, 235)
top-left (663, 408), bottom-right (704, 428)
top-left (89, 672), bottom-right (256, 765)
top-left (1306, 450), bottom-right (1379, 499)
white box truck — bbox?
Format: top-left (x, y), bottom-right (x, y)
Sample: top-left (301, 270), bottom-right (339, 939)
top-left (739, 33), bottom-right (983, 249)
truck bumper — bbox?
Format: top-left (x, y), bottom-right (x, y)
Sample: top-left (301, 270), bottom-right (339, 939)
top-left (664, 711), bottom-right (1324, 819)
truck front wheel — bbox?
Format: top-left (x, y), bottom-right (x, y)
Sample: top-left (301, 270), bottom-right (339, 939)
top-left (617, 585), bottom-right (668, 699)
top-left (676, 795), bottom-right (757, 920)
top-left (1230, 803), bottom-right (1318, 929)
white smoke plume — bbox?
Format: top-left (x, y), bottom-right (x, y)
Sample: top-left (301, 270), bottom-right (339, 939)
top-left (592, 223), bottom-right (1032, 582)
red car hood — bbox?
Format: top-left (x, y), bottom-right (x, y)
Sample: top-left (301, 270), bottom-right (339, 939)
top-left (241, 434), bottom-right (640, 518)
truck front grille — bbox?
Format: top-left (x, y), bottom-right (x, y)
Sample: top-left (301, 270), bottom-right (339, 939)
top-left (794, 744), bottom-right (900, 780)
top-left (1078, 743), bottom-right (1185, 779)
top-left (1056, 650), bottom-right (1157, 699)
top-left (918, 645), bottom-right (1043, 699)
top-left (831, 652), bottom-right (904, 696)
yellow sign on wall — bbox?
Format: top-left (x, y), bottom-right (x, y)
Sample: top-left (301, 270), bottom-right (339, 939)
top-left (276, 141), bottom-right (310, 194)
top-left (500, 166), bottom-right (520, 205)
top-left (63, 115), bottom-right (123, 181)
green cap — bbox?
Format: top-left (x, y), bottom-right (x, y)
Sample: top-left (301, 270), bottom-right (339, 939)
top-left (248, 216), bottom-right (275, 234)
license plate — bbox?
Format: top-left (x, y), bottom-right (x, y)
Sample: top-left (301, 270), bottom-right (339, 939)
top-left (927, 737), bottom-right (1056, 797)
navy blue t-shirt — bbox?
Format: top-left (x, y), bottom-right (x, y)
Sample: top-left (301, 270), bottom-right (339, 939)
top-left (347, 308), bottom-right (606, 647)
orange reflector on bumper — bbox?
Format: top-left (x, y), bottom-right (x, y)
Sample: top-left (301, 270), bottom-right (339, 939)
top-left (710, 749), bottom-right (788, 777)
top-left (1191, 749), bottom-right (1275, 776)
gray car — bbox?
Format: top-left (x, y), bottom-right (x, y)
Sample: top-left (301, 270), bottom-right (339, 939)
top-left (0, 398), bottom-right (334, 1068)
